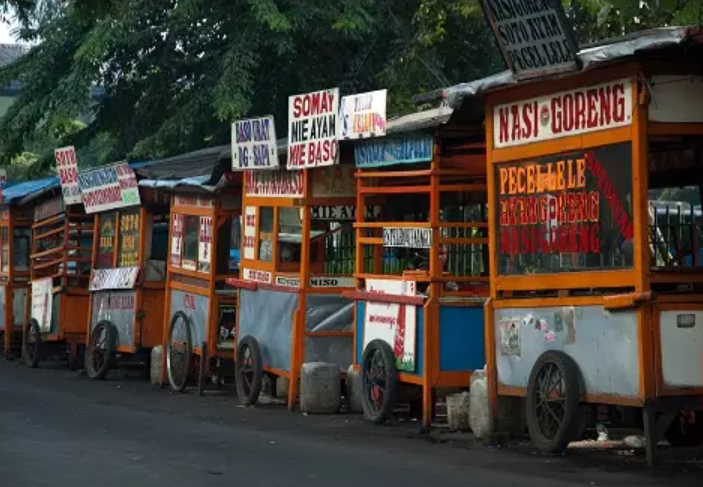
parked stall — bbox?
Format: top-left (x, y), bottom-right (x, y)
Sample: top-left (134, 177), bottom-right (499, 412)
top-left (344, 107), bottom-right (489, 427)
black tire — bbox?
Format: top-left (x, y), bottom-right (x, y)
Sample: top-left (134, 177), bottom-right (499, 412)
top-left (23, 319), bottom-right (42, 368)
top-left (664, 410), bottom-right (703, 447)
top-left (236, 336), bottom-right (263, 406)
top-left (361, 339), bottom-right (398, 424)
top-left (526, 351), bottom-right (582, 453)
top-left (166, 311), bottom-right (193, 393)
top-left (86, 321), bottom-right (117, 380)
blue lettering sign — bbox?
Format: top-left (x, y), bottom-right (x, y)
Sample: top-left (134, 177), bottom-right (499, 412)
top-left (354, 134), bottom-right (434, 168)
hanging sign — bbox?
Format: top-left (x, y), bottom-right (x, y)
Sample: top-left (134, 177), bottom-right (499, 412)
top-left (288, 88), bottom-right (340, 169)
top-left (244, 169), bottom-right (304, 198)
top-left (339, 89), bottom-right (387, 140)
top-left (55, 146), bottom-right (82, 205)
top-left (243, 267), bottom-right (272, 284)
top-left (170, 213), bottom-right (183, 267)
top-left (311, 205), bottom-right (381, 221)
top-left (355, 134), bottom-right (434, 168)
top-left (89, 267), bottom-right (140, 291)
top-left (79, 163), bottom-right (141, 214)
top-left (31, 278), bottom-right (53, 333)
top-left (494, 79), bottom-right (633, 149)
top-left (231, 116), bottom-right (279, 170)
top-left (243, 207), bottom-right (257, 260)
top-left (198, 216), bottom-right (213, 273)
top-left (363, 279), bottom-right (417, 372)
top-left (481, 0), bottom-right (579, 80)
top-left (383, 227), bottom-right (432, 248)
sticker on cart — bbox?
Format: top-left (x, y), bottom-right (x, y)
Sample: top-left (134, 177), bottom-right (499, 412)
top-left (170, 213), bottom-right (183, 267)
top-left (198, 216), bottom-right (213, 273)
top-left (31, 278), bottom-right (53, 333)
top-left (499, 317), bottom-right (521, 356)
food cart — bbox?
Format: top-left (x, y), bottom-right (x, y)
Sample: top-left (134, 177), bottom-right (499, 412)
top-left (82, 163), bottom-right (170, 379)
top-left (344, 108), bottom-right (489, 427)
top-left (467, 26), bottom-right (703, 464)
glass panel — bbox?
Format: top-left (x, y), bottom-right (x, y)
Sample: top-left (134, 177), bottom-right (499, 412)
top-left (183, 215), bottom-right (199, 270)
top-left (118, 209), bottom-right (140, 267)
top-left (0, 227), bottom-right (8, 273)
top-left (278, 207), bottom-right (301, 265)
top-left (258, 207), bottom-right (273, 262)
top-left (13, 228), bottom-right (31, 271)
top-left (97, 212), bottom-right (117, 269)
top-left (649, 186), bottom-right (703, 268)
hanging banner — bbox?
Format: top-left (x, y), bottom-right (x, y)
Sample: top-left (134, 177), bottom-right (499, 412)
top-left (481, 0), bottom-right (579, 80)
top-left (170, 213), bottom-right (183, 267)
top-left (339, 89), bottom-right (387, 140)
top-left (355, 134), bottom-right (434, 168)
top-left (231, 116), bottom-right (279, 170)
top-left (89, 267), bottom-right (140, 291)
top-left (494, 79), bottom-right (633, 149)
top-left (243, 206), bottom-right (257, 260)
top-left (287, 88), bottom-right (340, 169)
top-left (198, 216), bottom-right (213, 273)
top-left (383, 227), bottom-right (433, 248)
top-left (363, 279), bottom-right (417, 372)
top-left (31, 278), bottom-right (53, 333)
top-left (55, 146), bottom-right (82, 205)
top-left (244, 169), bottom-right (304, 198)
top-left (79, 163), bottom-right (141, 214)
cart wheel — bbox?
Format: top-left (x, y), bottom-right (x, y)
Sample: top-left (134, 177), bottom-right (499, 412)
top-left (236, 336), bottom-right (263, 406)
top-left (166, 311), bottom-right (193, 393)
top-left (664, 409), bottom-right (703, 447)
top-left (526, 351), bottom-right (582, 454)
top-left (23, 319), bottom-right (42, 368)
top-left (361, 339), bottom-right (398, 424)
top-left (86, 321), bottom-right (117, 380)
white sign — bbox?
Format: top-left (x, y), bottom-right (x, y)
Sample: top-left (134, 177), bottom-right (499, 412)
top-left (481, 0), bottom-right (579, 80)
top-left (288, 88), bottom-right (340, 169)
top-left (198, 216), bottom-right (213, 273)
top-left (79, 163), bottom-right (141, 214)
top-left (243, 267), bottom-right (272, 284)
top-left (89, 267), bottom-right (139, 291)
top-left (170, 213), bottom-right (183, 267)
top-left (383, 227), bottom-right (432, 248)
top-left (363, 279), bottom-right (417, 372)
top-left (494, 79), bottom-right (633, 148)
top-left (55, 146), bottom-right (82, 205)
top-left (310, 276), bottom-right (355, 288)
top-left (31, 278), bottom-right (53, 333)
top-left (244, 169), bottom-right (304, 198)
top-left (339, 89), bottom-right (387, 140)
top-left (275, 275), bottom-right (300, 288)
top-left (243, 206), bottom-right (257, 260)
top-left (311, 205), bottom-right (380, 221)
top-left (232, 116), bottom-right (279, 170)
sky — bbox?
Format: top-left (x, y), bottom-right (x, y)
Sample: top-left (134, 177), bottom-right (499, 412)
top-left (0, 14), bottom-right (19, 43)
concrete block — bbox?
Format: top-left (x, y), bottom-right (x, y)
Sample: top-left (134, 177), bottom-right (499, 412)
top-left (150, 346), bottom-right (163, 386)
top-left (446, 392), bottom-right (471, 431)
top-left (300, 362), bottom-right (341, 414)
top-left (345, 365), bottom-right (363, 414)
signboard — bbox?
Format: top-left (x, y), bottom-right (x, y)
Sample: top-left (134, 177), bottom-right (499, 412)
top-left (97, 213), bottom-right (117, 269)
top-left (496, 143), bottom-right (633, 275)
top-left (383, 227), bottom-right (432, 248)
top-left (363, 279), bottom-right (417, 372)
top-left (173, 194), bottom-right (213, 208)
top-left (118, 211), bottom-right (139, 267)
top-left (232, 116), bottom-right (279, 170)
top-left (288, 88), bottom-right (340, 169)
top-left (243, 267), bottom-right (272, 284)
top-left (494, 79), bottom-right (633, 149)
top-left (481, 0), bottom-right (579, 80)
top-left (243, 206), bottom-right (257, 260)
top-left (170, 213), bottom-right (183, 267)
top-left (31, 278), bottom-right (53, 333)
top-left (355, 134), bottom-right (434, 168)
top-left (275, 275), bottom-right (300, 288)
top-left (244, 169), bottom-right (304, 198)
top-left (198, 216), bottom-right (213, 273)
top-left (79, 163), bottom-right (141, 214)
top-left (89, 267), bottom-right (140, 291)
top-left (273, 275), bottom-right (355, 288)
top-left (339, 89), bottom-right (387, 140)
top-left (311, 205), bottom-right (381, 221)
top-left (55, 146), bottom-right (82, 205)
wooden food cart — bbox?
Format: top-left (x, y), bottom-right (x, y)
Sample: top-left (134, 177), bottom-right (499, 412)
top-left (82, 163), bottom-right (169, 379)
top-left (345, 108), bottom-right (489, 427)
top-left (474, 27), bottom-right (703, 463)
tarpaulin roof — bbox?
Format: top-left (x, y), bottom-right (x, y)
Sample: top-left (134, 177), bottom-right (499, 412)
top-left (2, 176), bottom-right (60, 206)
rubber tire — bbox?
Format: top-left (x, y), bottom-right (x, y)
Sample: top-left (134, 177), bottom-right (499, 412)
top-left (236, 336), bottom-right (263, 406)
top-left (361, 339), bottom-right (398, 424)
top-left (86, 321), bottom-right (117, 380)
top-left (526, 350), bottom-right (582, 454)
top-left (664, 410), bottom-right (703, 447)
top-left (23, 319), bottom-right (42, 368)
top-left (166, 311), bottom-right (193, 393)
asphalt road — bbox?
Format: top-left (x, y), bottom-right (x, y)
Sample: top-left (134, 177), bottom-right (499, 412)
top-left (0, 359), bottom-right (700, 487)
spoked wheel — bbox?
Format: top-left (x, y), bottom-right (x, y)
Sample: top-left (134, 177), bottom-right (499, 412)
top-left (86, 321), bottom-right (117, 380)
top-left (361, 339), bottom-right (398, 424)
top-left (526, 351), bottom-right (582, 454)
top-left (665, 409), bottom-right (703, 447)
top-left (236, 336), bottom-right (263, 406)
top-left (166, 311), bottom-right (193, 393)
top-left (23, 319), bottom-right (42, 368)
